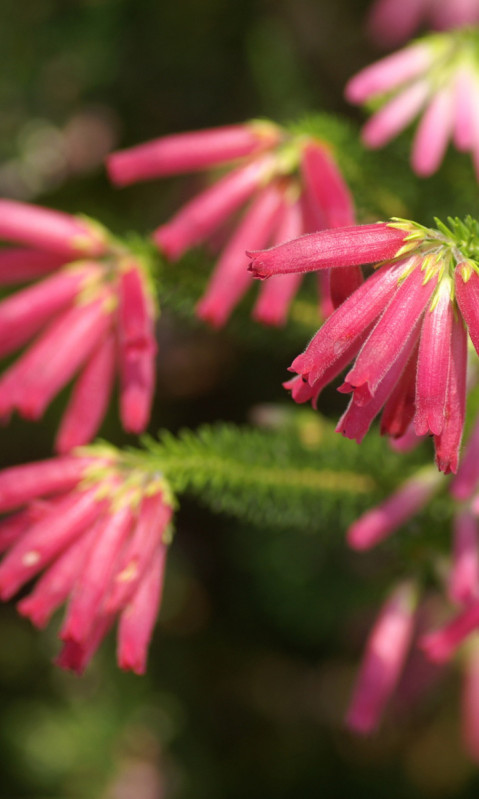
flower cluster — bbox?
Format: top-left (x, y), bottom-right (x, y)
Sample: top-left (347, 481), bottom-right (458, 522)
top-left (107, 121), bottom-right (361, 327)
top-left (0, 200), bottom-right (157, 452)
top-left (367, 0), bottom-right (479, 48)
top-left (249, 216), bottom-right (479, 474)
top-left (0, 448), bottom-right (173, 674)
top-left (346, 28), bottom-right (479, 177)
top-left (344, 416), bottom-right (479, 759)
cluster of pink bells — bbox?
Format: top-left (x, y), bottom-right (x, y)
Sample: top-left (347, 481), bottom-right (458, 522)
top-left (1, 0), bottom-right (479, 754)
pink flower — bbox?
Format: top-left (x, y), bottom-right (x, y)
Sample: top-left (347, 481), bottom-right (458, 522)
top-left (0, 450), bottom-right (173, 675)
top-left (346, 581), bottom-right (418, 733)
top-left (249, 217), bottom-right (479, 473)
top-left (449, 509), bottom-right (479, 605)
top-left (346, 29), bottom-right (479, 177)
top-left (347, 469), bottom-right (443, 550)
top-left (107, 120), bottom-right (358, 327)
top-left (0, 201), bottom-right (158, 451)
top-left (367, 0), bottom-right (479, 48)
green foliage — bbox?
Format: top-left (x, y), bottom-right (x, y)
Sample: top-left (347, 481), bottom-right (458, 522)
top-left (142, 412), bottom-right (431, 533)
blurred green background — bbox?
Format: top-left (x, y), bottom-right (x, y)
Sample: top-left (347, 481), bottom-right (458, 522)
top-left (1, 0), bottom-right (479, 797)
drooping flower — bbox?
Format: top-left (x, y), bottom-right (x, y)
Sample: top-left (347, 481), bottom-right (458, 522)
top-left (0, 448), bottom-right (174, 674)
top-left (0, 199), bottom-right (157, 452)
top-left (249, 216), bottom-right (479, 474)
top-left (366, 0), bottom-right (479, 49)
top-left (347, 468), bottom-right (443, 550)
top-left (346, 29), bottom-right (479, 177)
top-left (106, 120), bottom-right (360, 327)
top-left (346, 581), bottom-right (418, 733)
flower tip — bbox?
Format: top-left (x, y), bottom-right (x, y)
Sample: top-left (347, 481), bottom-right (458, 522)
top-left (252, 306), bottom-right (285, 327)
top-left (196, 297), bottom-right (228, 329)
top-left (17, 597), bottom-right (49, 629)
top-left (104, 153), bottom-right (129, 187)
top-left (344, 77), bottom-right (363, 105)
top-left (118, 650), bottom-right (146, 675)
top-left (345, 707), bottom-right (376, 735)
top-left (121, 394), bottom-right (150, 435)
top-left (151, 228), bottom-right (183, 262)
top-left (419, 633), bottom-right (451, 664)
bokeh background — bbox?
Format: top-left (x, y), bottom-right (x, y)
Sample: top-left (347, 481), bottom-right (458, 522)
top-left (1, 0), bottom-right (479, 797)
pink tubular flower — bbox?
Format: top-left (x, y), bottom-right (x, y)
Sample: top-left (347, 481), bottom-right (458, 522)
top-left (347, 468), bottom-right (443, 550)
top-left (249, 216), bottom-right (479, 473)
top-left (0, 199), bottom-right (108, 257)
top-left (346, 29), bottom-right (479, 178)
top-left (449, 509), bottom-right (479, 605)
top-left (0, 449), bottom-right (174, 674)
top-left (107, 119), bottom-right (358, 327)
top-left (0, 202), bottom-right (158, 451)
top-left (367, 0), bottom-right (479, 48)
top-left (346, 581), bottom-right (418, 733)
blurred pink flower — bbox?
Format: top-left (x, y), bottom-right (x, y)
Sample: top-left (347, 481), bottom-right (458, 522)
top-left (0, 200), bottom-right (157, 451)
top-left (346, 29), bottom-right (479, 177)
top-left (0, 449), bottom-right (173, 674)
top-left (346, 581), bottom-right (418, 733)
top-left (107, 121), bottom-right (359, 327)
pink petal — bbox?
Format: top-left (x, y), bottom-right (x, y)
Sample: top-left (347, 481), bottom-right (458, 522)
top-left (117, 545), bottom-right (167, 675)
top-left (118, 264), bottom-right (157, 434)
top-left (0, 487), bottom-right (107, 600)
top-left (197, 182), bottom-right (284, 328)
top-left (248, 223), bottom-right (406, 279)
top-left (253, 198), bottom-right (304, 326)
top-left (362, 81), bottom-right (430, 149)
top-left (346, 582), bottom-right (417, 734)
top-left (107, 122), bottom-right (279, 185)
top-left (341, 261), bottom-right (436, 405)
top-left (337, 315), bottom-right (422, 442)
top-left (61, 504), bottom-right (135, 644)
top-left (0, 265), bottom-right (99, 359)
top-left (17, 526), bottom-right (97, 628)
top-left (380, 341), bottom-right (419, 437)
top-left (291, 259), bottom-right (408, 385)
top-left (411, 85), bottom-right (454, 176)
top-left (453, 67), bottom-right (477, 152)
top-left (0, 200), bottom-right (107, 257)
top-left (414, 281), bottom-right (454, 436)
top-left (1, 293), bottom-right (113, 421)
top-left (106, 492), bottom-right (173, 614)
top-left (55, 332), bottom-right (116, 453)
top-left (347, 469), bottom-right (442, 551)
top-left (452, 415), bottom-right (479, 500)
top-left (0, 456), bottom-right (92, 513)
top-left (433, 313), bottom-right (467, 474)
top-left (0, 248), bottom-right (67, 284)
top-left (346, 42), bottom-right (432, 101)
top-left (300, 142), bottom-right (355, 228)
top-left (421, 602), bottom-right (479, 663)
top-left (153, 154), bottom-right (275, 260)
top-left (449, 509), bottom-right (479, 606)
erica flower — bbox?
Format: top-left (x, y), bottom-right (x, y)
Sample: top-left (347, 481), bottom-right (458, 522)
top-left (249, 216), bottom-right (479, 473)
top-left (0, 200), bottom-right (157, 452)
top-left (346, 29), bottom-right (479, 177)
top-left (107, 120), bottom-right (360, 327)
top-left (0, 448), bottom-right (173, 674)
top-left (367, 0), bottom-right (479, 48)
top-left (346, 581), bottom-right (418, 733)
